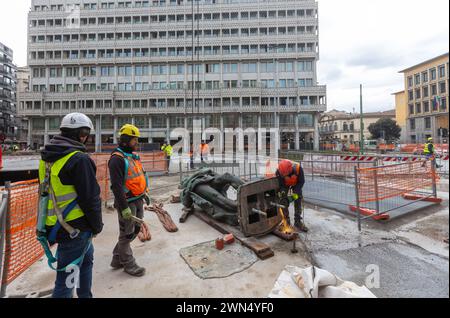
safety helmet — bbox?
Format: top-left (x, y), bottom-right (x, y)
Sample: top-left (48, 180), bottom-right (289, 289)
top-left (278, 160), bottom-right (293, 177)
top-left (428, 137), bottom-right (433, 142)
top-left (119, 124), bottom-right (140, 138)
top-left (60, 113), bottom-right (94, 130)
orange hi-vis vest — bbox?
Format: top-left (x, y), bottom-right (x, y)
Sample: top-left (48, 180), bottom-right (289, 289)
top-left (283, 163), bottom-right (301, 187)
top-left (111, 148), bottom-right (148, 201)
top-left (200, 143), bottom-right (209, 155)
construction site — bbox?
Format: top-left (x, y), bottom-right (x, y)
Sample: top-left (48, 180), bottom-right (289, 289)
top-left (0, 144), bottom-right (448, 299)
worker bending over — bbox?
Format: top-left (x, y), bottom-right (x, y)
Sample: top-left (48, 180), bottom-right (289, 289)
top-left (276, 159), bottom-right (308, 232)
top-left (109, 124), bottom-right (150, 277)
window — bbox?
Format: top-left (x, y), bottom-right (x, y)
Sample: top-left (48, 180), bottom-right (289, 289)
top-left (414, 74), bottom-right (420, 85)
top-left (415, 88), bottom-right (421, 99)
top-left (408, 90), bottom-right (414, 101)
top-left (415, 102), bottom-right (421, 114)
top-left (439, 65), bottom-right (446, 78)
top-left (423, 101), bottom-right (430, 112)
top-left (430, 68), bottom-right (437, 80)
top-left (439, 81), bottom-right (446, 94)
top-left (441, 97), bottom-right (447, 110)
top-left (241, 63), bottom-right (257, 73)
top-left (425, 117), bottom-right (431, 129)
top-left (431, 84), bottom-right (437, 95)
top-left (422, 71), bottom-right (428, 83)
top-left (261, 62), bottom-right (275, 73)
top-left (118, 66), bottom-right (132, 76)
top-left (223, 63), bottom-right (238, 73)
top-left (407, 76), bottom-right (413, 88)
top-left (410, 118), bottom-right (416, 130)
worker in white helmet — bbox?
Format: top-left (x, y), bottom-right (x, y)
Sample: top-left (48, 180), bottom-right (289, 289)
top-left (38, 113), bottom-right (103, 298)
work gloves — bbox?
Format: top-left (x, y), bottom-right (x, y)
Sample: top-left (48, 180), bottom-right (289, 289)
top-left (121, 207), bottom-right (133, 220)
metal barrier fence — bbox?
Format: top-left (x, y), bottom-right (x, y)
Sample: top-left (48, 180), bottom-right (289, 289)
top-left (280, 151), bottom-right (449, 178)
top-left (353, 159), bottom-right (439, 231)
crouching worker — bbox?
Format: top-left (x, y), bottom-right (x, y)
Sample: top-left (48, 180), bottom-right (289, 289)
top-left (38, 113), bottom-right (103, 298)
top-left (109, 124), bottom-right (150, 277)
top-left (276, 159), bottom-right (308, 232)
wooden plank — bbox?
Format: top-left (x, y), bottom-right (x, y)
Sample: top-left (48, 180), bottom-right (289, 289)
top-left (193, 211), bottom-right (274, 260)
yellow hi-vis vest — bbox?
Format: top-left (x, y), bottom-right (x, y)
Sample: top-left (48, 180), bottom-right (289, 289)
top-left (38, 151), bottom-right (85, 227)
top-left (161, 145), bottom-right (173, 156)
top-left (423, 143), bottom-right (434, 155)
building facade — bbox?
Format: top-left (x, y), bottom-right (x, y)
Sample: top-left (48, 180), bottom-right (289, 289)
top-left (15, 67), bottom-right (31, 142)
top-left (393, 90), bottom-right (407, 143)
top-left (397, 53), bottom-right (449, 144)
top-left (19, 0), bottom-right (326, 151)
top-left (0, 42), bottom-right (17, 140)
top-left (319, 109), bottom-right (396, 144)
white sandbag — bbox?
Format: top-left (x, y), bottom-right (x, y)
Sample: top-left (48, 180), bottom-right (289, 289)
top-left (268, 265), bottom-right (376, 298)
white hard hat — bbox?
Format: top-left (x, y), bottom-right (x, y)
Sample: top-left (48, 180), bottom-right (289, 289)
top-left (60, 113), bottom-right (94, 130)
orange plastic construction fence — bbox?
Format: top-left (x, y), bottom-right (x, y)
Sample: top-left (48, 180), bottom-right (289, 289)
top-left (400, 144), bottom-right (448, 154)
top-left (356, 160), bottom-right (439, 203)
top-left (90, 151), bottom-right (167, 203)
top-left (1, 179), bottom-right (44, 285)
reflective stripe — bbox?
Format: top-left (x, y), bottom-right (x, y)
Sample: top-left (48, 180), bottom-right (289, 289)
top-left (55, 192), bottom-right (77, 202)
top-left (47, 204), bottom-right (81, 217)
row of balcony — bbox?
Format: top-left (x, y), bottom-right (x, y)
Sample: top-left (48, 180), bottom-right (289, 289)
top-left (20, 86), bottom-right (326, 99)
top-left (28, 52), bottom-right (319, 66)
top-left (19, 104), bottom-right (326, 116)
top-left (28, 35), bottom-right (318, 49)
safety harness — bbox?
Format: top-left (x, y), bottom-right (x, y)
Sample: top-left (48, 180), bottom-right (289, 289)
top-left (36, 161), bottom-right (92, 272)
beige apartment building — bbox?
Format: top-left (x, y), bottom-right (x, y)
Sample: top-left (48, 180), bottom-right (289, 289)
top-left (319, 109), bottom-right (396, 144)
top-left (396, 53), bottom-right (449, 143)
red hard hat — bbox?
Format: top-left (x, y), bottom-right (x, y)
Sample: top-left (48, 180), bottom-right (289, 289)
top-left (278, 160), bottom-right (293, 177)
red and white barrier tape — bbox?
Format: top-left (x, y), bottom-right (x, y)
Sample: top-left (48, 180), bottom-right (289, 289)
top-left (340, 156), bottom-right (376, 161)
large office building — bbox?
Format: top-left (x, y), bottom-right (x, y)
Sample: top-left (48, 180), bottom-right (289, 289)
top-left (19, 0), bottom-right (327, 151)
top-left (395, 53), bottom-right (449, 143)
top-left (0, 42), bottom-right (17, 140)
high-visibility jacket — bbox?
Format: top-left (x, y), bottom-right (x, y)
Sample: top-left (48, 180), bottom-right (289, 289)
top-left (200, 144), bottom-right (209, 155)
top-left (423, 143), bottom-right (434, 155)
top-left (38, 151), bottom-right (84, 227)
top-left (282, 163), bottom-right (302, 187)
top-left (111, 148), bottom-right (148, 199)
top-left (161, 144), bottom-right (173, 156)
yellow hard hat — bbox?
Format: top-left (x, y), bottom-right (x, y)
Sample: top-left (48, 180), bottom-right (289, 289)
top-left (119, 124), bottom-right (140, 138)
top-left (428, 137), bottom-right (433, 141)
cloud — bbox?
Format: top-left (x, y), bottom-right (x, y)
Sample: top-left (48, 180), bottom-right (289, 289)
top-left (318, 0), bottom-right (449, 112)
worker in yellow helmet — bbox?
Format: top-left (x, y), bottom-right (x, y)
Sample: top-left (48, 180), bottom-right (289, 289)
top-left (108, 124), bottom-right (150, 277)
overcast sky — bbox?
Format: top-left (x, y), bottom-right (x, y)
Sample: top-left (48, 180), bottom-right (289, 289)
top-left (0, 0), bottom-right (449, 112)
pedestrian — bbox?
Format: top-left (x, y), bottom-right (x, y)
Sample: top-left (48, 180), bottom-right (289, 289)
top-left (38, 112), bottom-right (103, 298)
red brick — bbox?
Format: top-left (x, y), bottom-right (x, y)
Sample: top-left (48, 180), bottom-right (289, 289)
top-left (224, 234), bottom-right (235, 245)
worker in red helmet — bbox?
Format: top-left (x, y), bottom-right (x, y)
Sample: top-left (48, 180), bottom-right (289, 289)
top-left (276, 159), bottom-right (308, 232)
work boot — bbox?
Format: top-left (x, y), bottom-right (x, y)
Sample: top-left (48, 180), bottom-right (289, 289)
top-left (294, 220), bottom-right (309, 233)
top-left (110, 258), bottom-right (123, 270)
top-left (124, 263), bottom-right (146, 277)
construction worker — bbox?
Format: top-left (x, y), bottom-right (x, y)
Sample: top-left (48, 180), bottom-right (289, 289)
top-left (109, 124), bottom-right (150, 277)
top-left (422, 137), bottom-right (442, 168)
top-left (276, 159), bottom-right (308, 232)
top-left (200, 140), bottom-right (209, 162)
top-left (161, 142), bottom-right (173, 173)
top-left (39, 112), bottom-right (103, 298)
